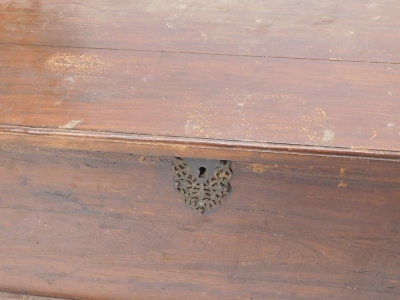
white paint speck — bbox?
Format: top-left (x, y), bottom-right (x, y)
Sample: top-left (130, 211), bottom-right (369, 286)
top-left (322, 129), bottom-right (335, 143)
top-left (59, 120), bottom-right (81, 129)
top-left (199, 31), bottom-right (208, 45)
top-left (185, 122), bottom-right (193, 135)
top-left (372, 16), bottom-right (381, 21)
top-left (166, 23), bottom-right (177, 30)
top-left (64, 76), bottom-right (75, 83)
top-left (387, 122), bottom-right (395, 127)
top-left (387, 91), bottom-right (393, 96)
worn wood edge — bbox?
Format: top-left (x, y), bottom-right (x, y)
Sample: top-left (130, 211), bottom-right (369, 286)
top-left (0, 291), bottom-right (70, 300)
top-left (0, 125), bottom-right (399, 162)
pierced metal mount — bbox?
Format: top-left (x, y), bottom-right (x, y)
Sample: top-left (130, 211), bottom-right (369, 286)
top-left (172, 157), bottom-right (232, 215)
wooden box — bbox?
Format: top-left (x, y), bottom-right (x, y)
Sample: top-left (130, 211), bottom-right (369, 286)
top-left (0, 1), bottom-right (399, 299)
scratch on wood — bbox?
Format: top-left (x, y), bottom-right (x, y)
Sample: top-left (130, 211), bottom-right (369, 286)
top-left (241, 261), bottom-right (252, 267)
top-left (370, 130), bottom-right (377, 147)
top-left (337, 181), bottom-right (348, 188)
top-left (337, 168), bottom-right (347, 188)
top-left (139, 156), bottom-right (160, 163)
top-left (250, 163), bottom-right (274, 173)
top-left (59, 120), bottom-right (81, 129)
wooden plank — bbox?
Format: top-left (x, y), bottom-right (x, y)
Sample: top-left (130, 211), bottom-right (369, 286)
top-left (0, 292), bottom-right (66, 300)
top-left (0, 0), bottom-right (399, 62)
top-left (0, 148), bottom-right (399, 299)
top-left (1, 44), bottom-right (399, 154)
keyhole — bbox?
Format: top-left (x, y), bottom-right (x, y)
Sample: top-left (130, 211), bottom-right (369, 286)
top-left (199, 167), bottom-right (206, 178)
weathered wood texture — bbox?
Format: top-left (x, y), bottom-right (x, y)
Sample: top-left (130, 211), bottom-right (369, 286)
top-left (1, 0), bottom-right (400, 156)
top-left (0, 0), bottom-right (399, 62)
top-left (1, 1), bottom-right (400, 299)
top-left (1, 43), bottom-right (399, 154)
top-left (0, 147), bottom-right (399, 300)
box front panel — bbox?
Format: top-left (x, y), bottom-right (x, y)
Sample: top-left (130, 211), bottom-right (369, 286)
top-left (0, 148), bottom-right (399, 299)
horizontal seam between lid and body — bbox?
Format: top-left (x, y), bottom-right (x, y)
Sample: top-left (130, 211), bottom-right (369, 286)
top-left (0, 125), bottom-right (399, 162)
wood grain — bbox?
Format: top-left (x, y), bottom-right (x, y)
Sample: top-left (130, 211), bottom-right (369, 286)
top-left (1, 1), bottom-right (400, 299)
top-left (0, 0), bottom-right (399, 62)
top-left (1, 44), bottom-right (399, 154)
top-left (0, 148), bottom-right (399, 299)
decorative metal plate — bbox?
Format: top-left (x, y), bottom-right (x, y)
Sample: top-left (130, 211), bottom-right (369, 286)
top-left (173, 157), bottom-right (232, 214)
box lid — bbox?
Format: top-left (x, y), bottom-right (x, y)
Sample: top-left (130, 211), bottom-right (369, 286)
top-left (1, 0), bottom-right (399, 161)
